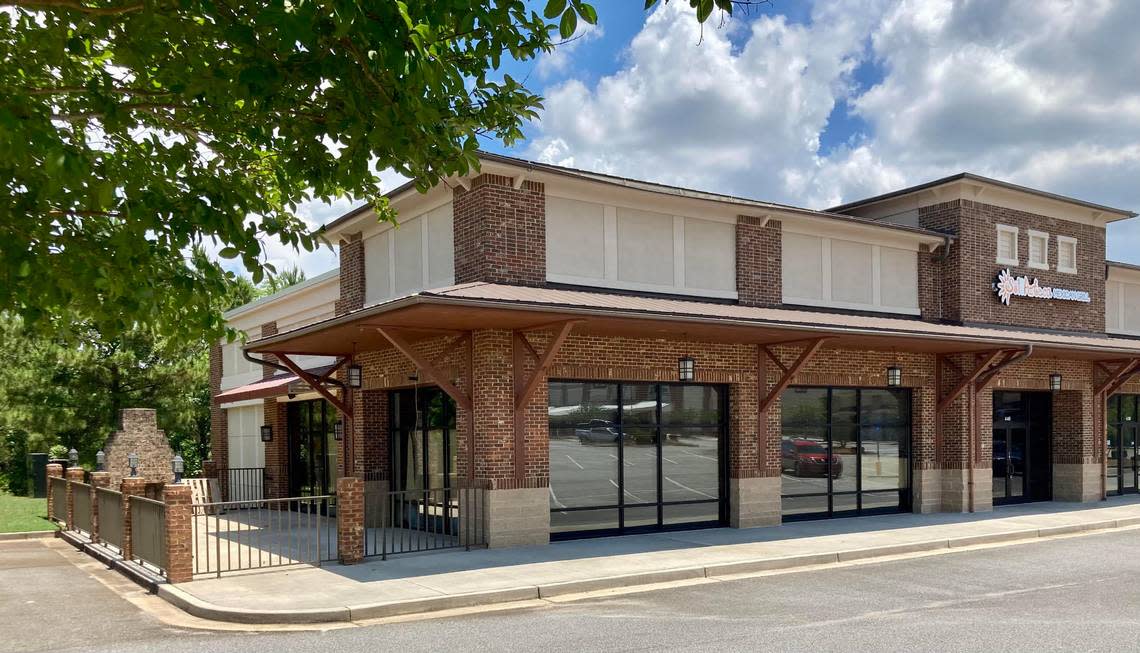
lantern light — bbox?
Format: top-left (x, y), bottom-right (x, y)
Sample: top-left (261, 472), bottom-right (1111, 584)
top-left (333, 419), bottom-right (344, 441)
top-left (347, 364), bottom-right (363, 389)
top-left (678, 356), bottom-right (695, 382)
top-left (68, 448), bottom-right (79, 466)
top-left (95, 450), bottom-right (106, 472)
top-left (1049, 373), bottom-right (1063, 392)
top-left (260, 425), bottom-right (273, 442)
top-left (127, 452), bottom-right (139, 477)
top-left (887, 366), bottom-right (903, 387)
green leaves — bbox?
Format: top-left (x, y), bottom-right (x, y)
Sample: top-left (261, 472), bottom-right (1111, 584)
top-left (544, 0), bottom-right (597, 39)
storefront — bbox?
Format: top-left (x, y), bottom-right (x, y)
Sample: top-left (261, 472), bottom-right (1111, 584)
top-left (991, 391), bottom-right (1052, 505)
top-left (780, 387), bottom-right (912, 520)
top-left (1107, 395), bottom-right (1139, 495)
top-left (286, 398), bottom-right (340, 499)
top-left (548, 381), bottom-right (727, 538)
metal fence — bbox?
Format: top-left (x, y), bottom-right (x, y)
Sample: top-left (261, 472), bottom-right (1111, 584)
top-left (364, 486), bottom-right (487, 560)
top-left (71, 482), bottom-right (93, 535)
top-left (191, 495), bottom-right (336, 578)
top-left (130, 495), bottom-right (167, 574)
top-left (50, 477), bottom-right (67, 523)
top-left (218, 467), bottom-right (267, 504)
top-left (96, 487), bottom-right (123, 551)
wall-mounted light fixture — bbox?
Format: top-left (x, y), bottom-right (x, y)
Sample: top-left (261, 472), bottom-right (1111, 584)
top-left (260, 425), bottom-right (273, 442)
top-left (347, 364), bottom-right (363, 389)
top-left (127, 452), bottom-right (139, 477)
top-left (1049, 373), bottom-right (1063, 392)
top-left (678, 356), bottom-right (695, 382)
top-left (887, 365), bottom-right (903, 387)
top-left (333, 419), bottom-right (344, 441)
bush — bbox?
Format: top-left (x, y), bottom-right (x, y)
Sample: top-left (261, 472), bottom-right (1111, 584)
top-left (48, 444), bottom-right (68, 460)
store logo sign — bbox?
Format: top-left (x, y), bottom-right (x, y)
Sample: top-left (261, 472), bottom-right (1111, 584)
top-left (993, 269), bottom-right (1091, 306)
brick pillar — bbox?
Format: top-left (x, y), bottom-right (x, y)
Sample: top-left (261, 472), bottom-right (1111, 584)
top-left (120, 476), bottom-right (147, 561)
top-left (1052, 388), bottom-right (1100, 502)
top-left (89, 472), bottom-right (110, 543)
top-left (336, 476), bottom-right (363, 564)
top-left (335, 233), bottom-right (365, 316)
top-left (727, 357), bottom-right (780, 528)
top-left (64, 467), bottom-right (85, 529)
top-left (736, 217), bottom-right (782, 307)
top-left (163, 484), bottom-right (194, 583)
top-left (452, 174), bottom-right (546, 286)
top-left (46, 463), bottom-right (63, 521)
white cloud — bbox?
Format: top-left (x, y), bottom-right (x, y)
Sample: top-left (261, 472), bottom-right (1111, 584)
top-left (536, 22), bottom-right (605, 79)
top-left (527, 0), bottom-right (1140, 263)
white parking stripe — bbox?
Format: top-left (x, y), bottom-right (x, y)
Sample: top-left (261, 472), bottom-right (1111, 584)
top-left (664, 476), bottom-right (717, 500)
top-left (565, 455), bottom-right (584, 470)
top-left (548, 486), bottom-right (566, 509)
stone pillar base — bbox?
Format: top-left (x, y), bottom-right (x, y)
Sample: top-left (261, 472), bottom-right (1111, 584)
top-left (940, 468), bottom-right (993, 513)
top-left (728, 476), bottom-right (780, 528)
top-left (482, 487), bottom-right (549, 548)
top-left (912, 468), bottom-right (942, 514)
top-left (1053, 463), bottom-right (1102, 502)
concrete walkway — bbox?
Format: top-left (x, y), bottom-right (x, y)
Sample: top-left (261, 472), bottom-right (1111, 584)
top-left (160, 497), bottom-right (1140, 624)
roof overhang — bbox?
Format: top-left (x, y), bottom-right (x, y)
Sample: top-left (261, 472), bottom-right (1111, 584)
top-left (245, 284), bottom-right (1140, 363)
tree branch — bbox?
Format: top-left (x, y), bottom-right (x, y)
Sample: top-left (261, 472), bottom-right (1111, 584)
top-left (6, 0), bottom-right (145, 15)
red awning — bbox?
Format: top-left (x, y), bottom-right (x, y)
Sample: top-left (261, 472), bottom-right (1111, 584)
top-left (214, 374), bottom-right (300, 403)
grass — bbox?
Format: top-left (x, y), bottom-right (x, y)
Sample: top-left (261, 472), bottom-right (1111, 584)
top-left (0, 492), bottom-right (55, 533)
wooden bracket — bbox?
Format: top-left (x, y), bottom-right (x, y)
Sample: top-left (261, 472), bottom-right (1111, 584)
top-left (273, 353), bottom-right (352, 417)
top-left (758, 338), bottom-right (831, 416)
top-left (974, 346), bottom-right (1032, 392)
top-left (374, 327), bottom-right (473, 412)
top-left (1096, 358), bottom-right (1140, 397)
top-left (936, 349), bottom-right (1017, 414)
top-left (513, 321), bottom-right (578, 481)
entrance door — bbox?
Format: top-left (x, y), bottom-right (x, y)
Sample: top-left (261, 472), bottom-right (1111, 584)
top-left (389, 387), bottom-right (457, 533)
top-left (992, 391), bottom-right (1051, 505)
top-left (1108, 395), bottom-right (1139, 495)
top-left (287, 399), bottom-right (339, 498)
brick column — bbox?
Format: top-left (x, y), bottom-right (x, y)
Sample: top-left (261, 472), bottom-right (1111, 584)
top-left (120, 476), bottom-right (147, 561)
top-left (336, 476), bottom-right (363, 564)
top-left (89, 472), bottom-right (110, 543)
top-left (736, 216), bottom-right (782, 307)
top-left (64, 467), bottom-right (85, 529)
top-left (162, 484), bottom-right (193, 583)
top-left (1053, 388), bottom-right (1100, 502)
top-left (46, 463), bottom-right (63, 522)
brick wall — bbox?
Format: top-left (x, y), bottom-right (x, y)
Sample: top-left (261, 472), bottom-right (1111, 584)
top-left (736, 217), bottom-right (782, 306)
top-left (453, 174), bottom-right (546, 286)
top-left (335, 233), bottom-right (365, 316)
top-left (208, 342), bottom-right (227, 474)
top-left (920, 199), bottom-right (1106, 332)
top-left (102, 409), bottom-right (174, 486)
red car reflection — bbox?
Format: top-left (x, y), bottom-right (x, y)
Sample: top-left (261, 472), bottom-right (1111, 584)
top-left (781, 439), bottom-right (842, 478)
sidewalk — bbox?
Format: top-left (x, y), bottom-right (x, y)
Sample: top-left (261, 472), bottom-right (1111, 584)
top-left (160, 497), bottom-right (1140, 624)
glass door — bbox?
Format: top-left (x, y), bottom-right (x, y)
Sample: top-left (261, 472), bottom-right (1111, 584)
top-left (1108, 395), bottom-right (1139, 495)
top-left (287, 399), bottom-right (339, 506)
top-left (390, 387), bottom-right (457, 533)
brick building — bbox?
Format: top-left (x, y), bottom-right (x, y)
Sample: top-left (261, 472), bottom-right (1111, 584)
top-left (211, 154), bottom-right (1140, 548)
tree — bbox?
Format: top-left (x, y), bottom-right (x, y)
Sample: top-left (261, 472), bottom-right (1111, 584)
top-left (257, 265), bottom-right (306, 297)
top-left (2, 0), bottom-right (747, 346)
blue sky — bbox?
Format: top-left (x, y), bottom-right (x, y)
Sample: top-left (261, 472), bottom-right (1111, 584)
top-left (277, 0), bottom-right (1140, 276)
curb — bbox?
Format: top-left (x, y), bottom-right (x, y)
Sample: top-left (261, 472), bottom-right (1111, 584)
top-left (0, 530), bottom-right (57, 541)
top-left (150, 516), bottom-right (1138, 625)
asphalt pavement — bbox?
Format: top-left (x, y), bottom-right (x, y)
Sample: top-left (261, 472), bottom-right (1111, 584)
top-left (6, 527), bottom-right (1140, 652)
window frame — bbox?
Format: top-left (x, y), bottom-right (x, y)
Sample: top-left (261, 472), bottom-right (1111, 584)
top-left (1056, 235), bottom-right (1078, 274)
top-left (1027, 229), bottom-right (1050, 270)
top-left (995, 224), bottom-right (1020, 267)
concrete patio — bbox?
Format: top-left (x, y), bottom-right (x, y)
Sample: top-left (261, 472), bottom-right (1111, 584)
top-left (158, 496), bottom-right (1140, 624)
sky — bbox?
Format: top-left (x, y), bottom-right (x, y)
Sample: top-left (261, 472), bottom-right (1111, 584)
top-left (268, 0), bottom-right (1140, 277)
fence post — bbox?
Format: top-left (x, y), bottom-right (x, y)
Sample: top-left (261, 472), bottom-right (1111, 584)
top-left (89, 472), bottom-right (110, 543)
top-left (64, 467), bottom-right (85, 530)
top-left (120, 477), bottom-right (147, 561)
top-left (337, 476), bottom-right (364, 565)
top-left (163, 484), bottom-right (193, 583)
top-left (46, 464), bottom-right (63, 521)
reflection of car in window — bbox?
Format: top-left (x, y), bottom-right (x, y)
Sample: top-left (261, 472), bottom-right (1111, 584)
top-left (781, 438), bottom-right (842, 478)
top-left (575, 420), bottom-right (620, 444)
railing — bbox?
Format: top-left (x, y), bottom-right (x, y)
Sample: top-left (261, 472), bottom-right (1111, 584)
top-left (71, 482), bottom-right (93, 535)
top-left (363, 486), bottom-right (487, 559)
top-left (50, 476), bottom-right (67, 523)
top-left (96, 487), bottom-right (123, 551)
top-left (218, 467), bottom-right (267, 504)
top-left (191, 495), bottom-right (336, 578)
top-left (130, 495), bottom-right (167, 574)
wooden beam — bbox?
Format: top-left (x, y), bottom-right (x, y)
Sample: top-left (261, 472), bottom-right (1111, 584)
top-left (1096, 359), bottom-right (1140, 397)
top-left (515, 321), bottom-right (576, 411)
top-left (975, 346), bottom-right (1032, 391)
top-left (516, 332), bottom-right (540, 362)
top-left (936, 350), bottom-right (1003, 413)
top-left (357, 323), bottom-right (466, 337)
top-left (373, 327), bottom-right (472, 412)
top-left (274, 354), bottom-right (351, 417)
top-left (758, 338), bottom-right (830, 415)
top-left (517, 318), bottom-right (587, 333)
top-left (760, 346), bottom-right (789, 375)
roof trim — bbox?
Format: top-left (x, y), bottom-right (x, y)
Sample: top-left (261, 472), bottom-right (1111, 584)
top-left (223, 268), bottom-right (339, 320)
top-left (245, 283), bottom-right (1140, 358)
top-left (1108, 260), bottom-right (1140, 273)
top-left (828, 172), bottom-right (1136, 219)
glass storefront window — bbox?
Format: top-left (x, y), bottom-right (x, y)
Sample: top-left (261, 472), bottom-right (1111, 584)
top-left (780, 387), bottom-right (911, 520)
top-left (549, 381), bottom-right (726, 537)
top-left (1107, 395), bottom-right (1140, 495)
